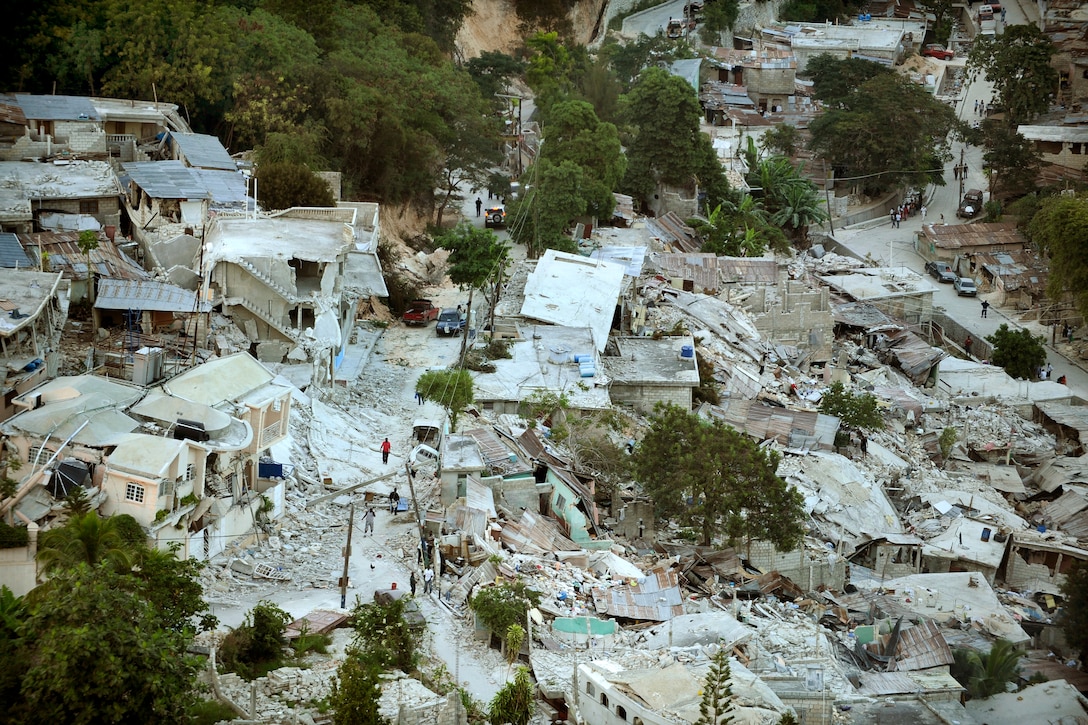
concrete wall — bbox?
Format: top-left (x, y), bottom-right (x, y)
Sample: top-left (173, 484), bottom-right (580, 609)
top-left (0, 524), bottom-right (38, 596)
top-left (749, 283), bottom-right (834, 362)
top-left (609, 381), bottom-right (692, 413)
top-left (484, 474), bottom-right (539, 514)
top-left (748, 66), bottom-right (796, 97)
top-left (611, 498), bottom-right (656, 542)
top-left (747, 539), bottom-right (847, 591)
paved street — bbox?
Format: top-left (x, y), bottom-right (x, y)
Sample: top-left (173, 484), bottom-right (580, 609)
top-left (828, 0), bottom-right (1087, 399)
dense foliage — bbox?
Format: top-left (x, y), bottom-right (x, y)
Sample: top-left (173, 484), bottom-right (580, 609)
top-left (2, 1), bottom-right (496, 211)
top-left (632, 404), bottom-right (805, 550)
top-left (807, 55), bottom-right (958, 195)
top-left (818, 382), bottom-right (884, 431)
top-left (985, 324), bottom-right (1047, 380)
top-left (218, 601), bottom-right (292, 680)
top-left (1059, 560), bottom-right (1088, 662)
top-left (0, 512), bottom-right (216, 725)
top-left (950, 639), bottom-right (1022, 699)
top-left (1026, 194), bottom-right (1088, 322)
top-left (968, 25), bottom-right (1057, 127)
top-left (488, 666), bottom-right (535, 725)
top-left (470, 581), bottom-right (543, 637)
top-left (416, 368), bottom-right (474, 430)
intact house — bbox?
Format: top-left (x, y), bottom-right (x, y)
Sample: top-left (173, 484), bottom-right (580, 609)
top-left (0, 269), bottom-right (66, 422)
top-left (0, 352), bottom-right (291, 561)
top-left (0, 93), bottom-right (184, 164)
top-left (199, 207), bottom-right (361, 373)
top-left (0, 160), bottom-right (122, 234)
top-left (915, 222), bottom-right (1028, 272)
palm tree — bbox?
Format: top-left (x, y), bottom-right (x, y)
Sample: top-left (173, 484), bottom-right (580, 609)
top-left (771, 183), bottom-right (828, 247)
top-left (952, 639), bottom-right (1022, 699)
top-left (37, 513), bottom-right (132, 574)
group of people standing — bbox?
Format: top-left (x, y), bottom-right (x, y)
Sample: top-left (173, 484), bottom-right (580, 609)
top-left (889, 200), bottom-right (925, 228)
top-left (973, 99), bottom-right (989, 116)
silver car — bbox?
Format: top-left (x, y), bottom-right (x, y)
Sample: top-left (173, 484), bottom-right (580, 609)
top-left (954, 277), bottom-right (978, 296)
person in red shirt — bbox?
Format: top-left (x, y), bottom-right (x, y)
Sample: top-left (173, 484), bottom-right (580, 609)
top-left (381, 437), bottom-right (391, 464)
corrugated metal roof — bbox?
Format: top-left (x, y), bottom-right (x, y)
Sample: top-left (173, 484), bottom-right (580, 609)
top-left (0, 94), bottom-right (27, 126)
top-left (590, 569), bottom-right (684, 621)
top-left (94, 278), bottom-right (211, 312)
top-left (0, 232), bottom-right (32, 268)
top-left (15, 94), bottom-right (99, 121)
top-left (1037, 400), bottom-right (1088, 445)
top-left (169, 132), bottom-right (236, 171)
top-left (653, 252), bottom-right (721, 291)
top-left (19, 231), bottom-right (149, 281)
top-left (919, 221), bottom-right (1027, 250)
top-left (121, 160), bottom-right (211, 200)
top-left (700, 399), bottom-right (839, 450)
top-left (718, 257), bottom-right (779, 284)
top-left (1043, 489), bottom-right (1088, 526)
top-left (647, 213), bottom-right (700, 253)
top-left (1031, 457), bottom-right (1088, 493)
top-left (192, 168), bottom-right (247, 205)
top-left (893, 620), bottom-right (954, 671)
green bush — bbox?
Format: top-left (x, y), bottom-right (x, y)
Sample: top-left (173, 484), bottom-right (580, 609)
top-left (0, 521), bottom-right (29, 549)
top-left (187, 699), bottom-right (239, 724)
top-left (218, 601), bottom-right (292, 680)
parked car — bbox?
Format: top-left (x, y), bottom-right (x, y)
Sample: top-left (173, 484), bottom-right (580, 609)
top-left (922, 44), bottom-right (954, 60)
top-left (925, 260), bottom-right (958, 283)
top-left (373, 588), bottom-right (425, 630)
top-left (402, 299), bottom-right (439, 325)
top-left (954, 277), bottom-right (978, 296)
top-left (436, 308), bottom-right (466, 336)
top-left (484, 205), bottom-right (506, 228)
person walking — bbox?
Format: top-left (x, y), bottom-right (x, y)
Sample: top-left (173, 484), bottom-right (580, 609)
top-left (921, 205), bottom-right (927, 220)
top-left (980, 300), bottom-right (990, 318)
top-left (964, 335), bottom-right (973, 356)
top-left (1047, 363), bottom-right (1053, 379)
top-left (423, 566), bottom-right (434, 594)
top-left (475, 197), bottom-right (482, 217)
top-left (381, 437), bottom-right (391, 464)
top-left (415, 390), bottom-right (424, 405)
top-left (389, 487), bottom-right (400, 514)
top-left (974, 99), bottom-right (979, 114)
top-left (363, 506), bottom-right (376, 536)
top-left (410, 570), bottom-right (418, 596)
top-left (860, 434), bottom-right (868, 455)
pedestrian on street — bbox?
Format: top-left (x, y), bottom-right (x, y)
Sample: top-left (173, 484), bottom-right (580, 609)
top-left (363, 506), bottom-right (376, 535)
top-left (381, 437), bottom-right (391, 464)
top-left (921, 205), bottom-right (927, 220)
top-left (964, 335), bottom-right (973, 356)
top-left (475, 197), bottom-right (482, 217)
top-left (415, 390), bottom-right (424, 405)
top-left (980, 300), bottom-right (990, 318)
top-left (423, 566), bottom-right (434, 594)
top-left (894, 212), bottom-right (901, 228)
top-left (1047, 363), bottom-right (1053, 379)
top-left (389, 487), bottom-right (400, 513)
top-left (974, 100), bottom-right (979, 114)
top-left (410, 570), bottom-right (418, 596)
top-left (860, 434), bottom-right (868, 455)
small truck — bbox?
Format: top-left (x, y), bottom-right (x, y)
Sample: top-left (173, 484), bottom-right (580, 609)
top-left (402, 299), bottom-right (439, 325)
top-left (957, 189), bottom-right (984, 219)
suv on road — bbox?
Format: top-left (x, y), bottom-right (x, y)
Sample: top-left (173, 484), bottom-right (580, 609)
top-left (374, 588), bottom-right (426, 630)
top-left (925, 260), bottom-right (958, 283)
top-left (954, 277), bottom-right (978, 296)
top-left (436, 308), bottom-right (466, 336)
top-left (484, 205), bottom-right (506, 228)
top-left (957, 189), bottom-right (984, 219)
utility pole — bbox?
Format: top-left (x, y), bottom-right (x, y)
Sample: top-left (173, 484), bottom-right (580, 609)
top-left (405, 459), bottom-right (428, 566)
top-left (339, 503), bottom-right (355, 609)
top-left (958, 147), bottom-right (966, 201)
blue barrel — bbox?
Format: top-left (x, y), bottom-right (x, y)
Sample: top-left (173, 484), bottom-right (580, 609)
top-left (680, 345), bottom-right (694, 359)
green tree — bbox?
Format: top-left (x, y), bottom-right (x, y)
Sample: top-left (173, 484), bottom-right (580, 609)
top-left (470, 581), bottom-right (542, 637)
top-left (488, 666), bottom-right (535, 725)
top-left (466, 51), bottom-right (527, 101)
top-left (257, 162), bottom-right (335, 211)
top-left (986, 324), bottom-right (1047, 380)
top-left (539, 100), bottom-right (626, 220)
top-left (433, 78), bottom-right (505, 226)
top-left (808, 61), bottom-right (957, 195)
top-left (505, 623), bottom-right (525, 664)
top-left (968, 25), bottom-right (1057, 126)
top-left (416, 368), bottom-right (474, 430)
top-left (749, 152), bottom-right (827, 246)
top-left (37, 512), bottom-right (133, 574)
top-left (508, 158), bottom-right (586, 258)
top-left (807, 54), bottom-right (892, 108)
top-left (818, 381), bottom-right (884, 431)
top-left (17, 564), bottom-right (200, 723)
top-left (77, 230), bottom-right (99, 284)
top-left (621, 67), bottom-right (730, 209)
top-left (632, 404), bottom-right (805, 550)
top-left (349, 595), bottom-right (423, 672)
top-left (700, 0), bottom-right (740, 43)
top-left (523, 32), bottom-right (578, 118)
top-left (980, 121), bottom-right (1041, 201)
top-left (330, 650), bottom-right (390, 725)
top-left (762, 124), bottom-right (801, 157)
top-left (697, 647), bottom-right (735, 725)
top-left (950, 639), bottom-right (1022, 699)
top-left (438, 223), bottom-right (509, 340)
top-left (1027, 194), bottom-right (1088, 321)
top-left (780, 0), bottom-right (865, 22)
top-left (600, 33), bottom-right (696, 91)
top-left (218, 600), bottom-right (292, 679)
top-left (1059, 560), bottom-right (1088, 662)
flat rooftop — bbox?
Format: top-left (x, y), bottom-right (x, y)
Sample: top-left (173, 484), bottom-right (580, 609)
top-left (0, 161), bottom-right (119, 220)
top-left (203, 210), bottom-right (354, 264)
top-left (0, 270), bottom-right (63, 339)
top-left (604, 336), bottom-right (700, 386)
top-left (819, 266), bottom-right (936, 300)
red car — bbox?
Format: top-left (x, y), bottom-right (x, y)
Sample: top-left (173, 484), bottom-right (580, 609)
top-left (922, 44), bottom-right (954, 60)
